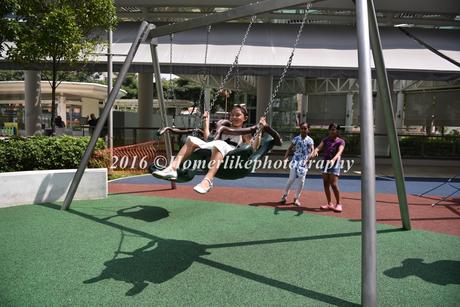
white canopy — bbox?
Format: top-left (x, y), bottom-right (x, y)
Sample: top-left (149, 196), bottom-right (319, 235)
top-left (91, 22), bottom-right (460, 80)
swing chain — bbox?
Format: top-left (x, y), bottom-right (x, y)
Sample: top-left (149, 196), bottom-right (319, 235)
top-left (168, 33), bottom-right (177, 101)
top-left (196, 24), bottom-right (212, 111)
top-left (209, 15), bottom-right (257, 113)
top-left (251, 3), bottom-right (311, 144)
top-left (235, 58), bottom-right (240, 103)
top-left (193, 24), bottom-right (213, 136)
top-left (191, 16), bottom-right (256, 137)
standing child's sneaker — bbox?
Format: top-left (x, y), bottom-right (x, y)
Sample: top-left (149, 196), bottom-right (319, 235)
top-left (320, 203), bottom-right (333, 210)
top-left (333, 204), bottom-right (343, 212)
top-left (279, 194), bottom-right (287, 204)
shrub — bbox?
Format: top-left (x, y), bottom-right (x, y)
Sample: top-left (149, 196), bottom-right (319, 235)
top-left (0, 136), bottom-right (107, 173)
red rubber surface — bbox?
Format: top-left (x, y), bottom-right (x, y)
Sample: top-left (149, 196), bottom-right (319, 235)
top-left (109, 182), bottom-right (460, 236)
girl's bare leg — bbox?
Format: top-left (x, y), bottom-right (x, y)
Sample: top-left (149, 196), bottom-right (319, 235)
top-left (330, 175), bottom-right (341, 204)
top-left (196, 148), bottom-right (224, 189)
top-left (169, 138), bottom-right (198, 170)
top-left (322, 173), bottom-right (332, 205)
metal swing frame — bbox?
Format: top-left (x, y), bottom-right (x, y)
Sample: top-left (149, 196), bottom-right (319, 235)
top-left (61, 0), bottom-right (412, 306)
top-left (417, 172), bottom-right (460, 207)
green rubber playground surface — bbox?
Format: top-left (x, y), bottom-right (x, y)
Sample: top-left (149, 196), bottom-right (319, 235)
top-left (1, 195), bottom-right (459, 306)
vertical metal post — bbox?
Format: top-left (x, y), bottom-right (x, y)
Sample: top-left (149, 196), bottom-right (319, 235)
top-left (150, 36), bottom-right (176, 189)
top-left (61, 21), bottom-right (151, 210)
top-left (108, 29), bottom-right (114, 171)
top-left (356, 0), bottom-right (377, 306)
top-left (368, 0), bottom-right (411, 230)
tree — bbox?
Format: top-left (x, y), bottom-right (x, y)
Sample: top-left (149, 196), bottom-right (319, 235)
top-left (1, 0), bottom-right (117, 133)
top-left (0, 0), bottom-right (18, 54)
top-left (121, 73), bottom-right (138, 99)
top-left (0, 70), bottom-right (24, 81)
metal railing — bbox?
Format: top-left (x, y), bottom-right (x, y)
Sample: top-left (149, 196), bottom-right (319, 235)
top-left (98, 126), bottom-right (460, 158)
top-left (274, 130), bottom-right (460, 158)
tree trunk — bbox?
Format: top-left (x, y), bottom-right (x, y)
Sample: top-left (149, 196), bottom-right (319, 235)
top-left (51, 59), bottom-right (57, 134)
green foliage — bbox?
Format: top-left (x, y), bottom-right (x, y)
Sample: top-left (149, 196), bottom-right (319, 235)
top-left (3, 0), bottom-right (117, 65)
top-left (0, 70), bottom-right (105, 82)
top-left (0, 0), bottom-right (19, 53)
top-left (120, 76), bottom-right (204, 103)
top-left (0, 136), bottom-right (107, 172)
top-left (281, 129), bottom-right (459, 157)
top-left (160, 78), bottom-right (205, 107)
top-left (121, 73), bottom-right (138, 99)
top-left (0, 69), bottom-right (23, 80)
top-left (1, 0), bottom-right (117, 131)
top-left (59, 71), bottom-right (105, 83)
top-left (399, 136), bottom-right (460, 157)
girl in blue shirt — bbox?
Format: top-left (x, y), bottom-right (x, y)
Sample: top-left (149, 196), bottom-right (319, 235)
top-left (280, 122), bottom-right (315, 206)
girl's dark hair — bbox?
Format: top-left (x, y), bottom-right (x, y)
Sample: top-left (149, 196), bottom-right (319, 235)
top-left (328, 123), bottom-right (340, 136)
top-left (233, 104), bottom-right (248, 117)
top-left (299, 122), bottom-right (310, 128)
top-left (328, 123), bottom-right (339, 130)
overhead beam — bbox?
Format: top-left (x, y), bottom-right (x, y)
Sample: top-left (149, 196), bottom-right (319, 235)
top-left (115, 0), bottom-right (259, 7)
top-left (120, 11), bottom-right (460, 28)
top-left (115, 0), bottom-right (460, 15)
top-left (148, 0), bottom-right (324, 38)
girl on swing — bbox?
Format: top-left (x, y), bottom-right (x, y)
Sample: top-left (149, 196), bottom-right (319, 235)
top-left (153, 105), bottom-right (279, 194)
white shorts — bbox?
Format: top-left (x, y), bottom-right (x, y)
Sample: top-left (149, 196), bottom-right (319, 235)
top-left (187, 136), bottom-right (236, 157)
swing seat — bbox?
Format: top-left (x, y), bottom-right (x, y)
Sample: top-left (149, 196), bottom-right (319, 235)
top-left (149, 134), bottom-right (276, 183)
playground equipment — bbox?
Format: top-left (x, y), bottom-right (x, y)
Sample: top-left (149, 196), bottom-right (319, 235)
top-left (417, 173), bottom-right (460, 207)
top-left (62, 1), bottom-right (413, 306)
top-left (151, 6), bottom-right (311, 181)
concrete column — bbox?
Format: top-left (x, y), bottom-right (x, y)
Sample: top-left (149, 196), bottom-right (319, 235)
top-left (204, 87), bottom-right (211, 112)
top-left (374, 93), bottom-right (390, 156)
top-left (395, 91), bottom-right (404, 131)
top-left (256, 76), bottom-right (273, 124)
top-left (345, 93), bottom-right (354, 133)
top-left (24, 70), bottom-right (42, 136)
top-left (138, 72), bottom-right (154, 143)
top-left (301, 94), bottom-right (308, 122)
top-left (57, 96), bottom-right (67, 122)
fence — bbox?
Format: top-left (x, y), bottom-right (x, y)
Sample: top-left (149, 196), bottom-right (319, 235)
top-left (109, 126), bottom-right (460, 159)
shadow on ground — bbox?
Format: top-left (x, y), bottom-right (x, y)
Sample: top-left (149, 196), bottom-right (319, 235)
top-left (249, 201), bottom-right (327, 216)
top-left (84, 239), bottom-right (209, 296)
top-left (102, 205), bottom-right (170, 223)
top-left (384, 258), bottom-right (460, 286)
top-left (38, 202), bottom-right (404, 305)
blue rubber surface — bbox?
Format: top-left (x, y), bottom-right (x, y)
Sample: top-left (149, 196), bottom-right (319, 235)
top-left (113, 173), bottom-right (460, 197)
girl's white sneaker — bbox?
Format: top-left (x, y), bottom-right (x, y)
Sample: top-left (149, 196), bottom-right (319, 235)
top-left (153, 168), bottom-right (177, 180)
top-left (193, 178), bottom-right (213, 194)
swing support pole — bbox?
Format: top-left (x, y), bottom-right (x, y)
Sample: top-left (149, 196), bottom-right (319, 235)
top-left (367, 0), bottom-right (411, 230)
top-left (150, 33), bottom-right (176, 189)
top-left (61, 21), bottom-right (151, 211)
top-left (355, 0), bottom-right (376, 305)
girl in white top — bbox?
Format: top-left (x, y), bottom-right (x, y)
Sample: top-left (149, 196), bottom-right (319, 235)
top-left (280, 122), bottom-right (315, 206)
top-left (154, 105), bottom-right (267, 194)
